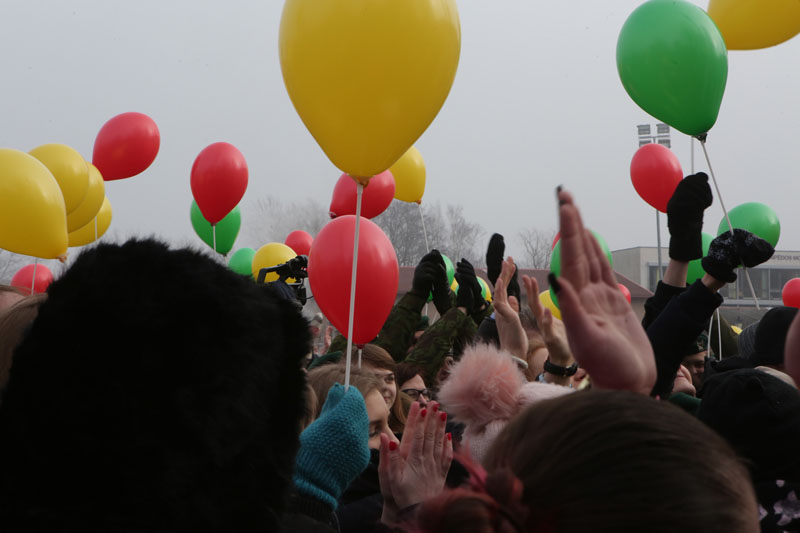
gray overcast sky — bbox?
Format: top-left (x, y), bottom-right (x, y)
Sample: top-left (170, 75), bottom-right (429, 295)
top-left (2, 0), bottom-right (799, 264)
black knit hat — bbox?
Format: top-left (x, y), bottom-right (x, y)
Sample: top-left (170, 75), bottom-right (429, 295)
top-left (751, 306), bottom-right (799, 367)
top-left (698, 369), bottom-right (800, 482)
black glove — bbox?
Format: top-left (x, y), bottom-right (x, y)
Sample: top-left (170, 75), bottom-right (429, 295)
top-left (701, 229), bottom-right (774, 283)
top-left (456, 259), bottom-right (485, 313)
top-left (454, 272), bottom-right (475, 311)
top-left (667, 173), bottom-right (713, 261)
top-left (410, 261), bottom-right (437, 298)
top-left (428, 250), bottom-right (452, 315)
top-left (486, 234), bottom-right (505, 285)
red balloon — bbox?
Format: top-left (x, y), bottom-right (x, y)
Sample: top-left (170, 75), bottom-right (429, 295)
top-left (329, 171), bottom-right (395, 219)
top-left (551, 232), bottom-right (561, 250)
top-left (285, 230), bottom-right (313, 256)
top-left (191, 142), bottom-right (248, 225)
top-left (308, 216), bottom-right (399, 344)
top-left (11, 264), bottom-right (53, 295)
top-left (783, 278), bottom-right (800, 308)
top-left (92, 112), bottom-right (160, 181)
top-left (630, 144), bottom-right (683, 213)
top-left (618, 283), bottom-right (632, 304)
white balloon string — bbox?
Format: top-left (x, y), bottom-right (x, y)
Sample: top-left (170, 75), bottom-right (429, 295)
top-left (418, 203), bottom-right (430, 253)
top-left (708, 311), bottom-right (714, 358)
top-left (31, 258), bottom-right (37, 295)
top-left (344, 180), bottom-right (364, 391)
top-left (717, 309), bottom-right (722, 360)
top-left (212, 224), bottom-right (217, 254)
top-left (358, 347), bottom-right (363, 369)
top-left (699, 139), bottom-right (760, 310)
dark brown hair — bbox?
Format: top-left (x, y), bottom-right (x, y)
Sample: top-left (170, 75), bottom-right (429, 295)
top-left (418, 390), bottom-right (758, 533)
top-left (307, 364), bottom-right (382, 418)
top-left (347, 344), bottom-right (408, 432)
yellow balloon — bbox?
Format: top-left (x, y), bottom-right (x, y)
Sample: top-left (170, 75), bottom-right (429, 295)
top-left (538, 290), bottom-right (562, 320)
top-left (708, 0), bottom-right (800, 50)
top-left (68, 197), bottom-right (112, 247)
top-left (252, 242), bottom-right (297, 282)
top-left (66, 163), bottom-right (105, 232)
top-left (450, 278), bottom-right (492, 302)
top-left (0, 148), bottom-right (68, 259)
top-left (390, 146), bottom-right (426, 204)
top-left (29, 143), bottom-right (90, 214)
top-left (279, 0), bottom-right (461, 178)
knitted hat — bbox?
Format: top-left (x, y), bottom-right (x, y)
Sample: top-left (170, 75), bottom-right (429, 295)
top-left (438, 344), bottom-right (572, 463)
top-left (751, 307), bottom-right (798, 367)
top-left (698, 369), bottom-right (800, 482)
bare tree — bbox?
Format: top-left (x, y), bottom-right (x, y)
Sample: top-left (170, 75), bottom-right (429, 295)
top-left (242, 195), bottom-right (329, 249)
top-left (518, 227), bottom-right (557, 269)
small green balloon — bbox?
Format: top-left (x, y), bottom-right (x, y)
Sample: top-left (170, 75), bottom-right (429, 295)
top-left (686, 232), bottom-right (714, 285)
top-left (549, 231), bottom-right (613, 309)
top-left (717, 202), bottom-right (780, 248)
top-left (617, 0), bottom-right (728, 136)
top-left (229, 247), bottom-right (256, 276)
top-left (190, 200), bottom-right (241, 255)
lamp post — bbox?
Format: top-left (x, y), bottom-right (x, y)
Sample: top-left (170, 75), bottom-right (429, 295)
top-left (637, 123), bottom-right (672, 284)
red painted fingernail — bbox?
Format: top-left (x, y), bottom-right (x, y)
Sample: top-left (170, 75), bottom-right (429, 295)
top-left (446, 432), bottom-right (452, 441)
top-left (389, 441), bottom-right (398, 451)
top-left (432, 403), bottom-right (439, 413)
top-left (440, 412), bottom-right (447, 422)
top-left (420, 408), bottom-right (427, 418)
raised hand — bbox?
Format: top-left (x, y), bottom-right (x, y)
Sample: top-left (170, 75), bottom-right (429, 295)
top-left (553, 188), bottom-right (656, 395)
top-left (493, 257), bottom-right (528, 361)
top-left (379, 401), bottom-right (453, 524)
top-left (522, 274), bottom-right (572, 368)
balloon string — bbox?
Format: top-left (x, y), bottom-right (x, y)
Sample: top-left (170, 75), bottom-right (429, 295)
top-left (94, 216), bottom-right (98, 243)
top-left (708, 312), bottom-right (715, 360)
top-left (344, 181), bottom-right (364, 391)
top-left (212, 224), bottom-right (217, 254)
top-left (418, 203), bottom-right (430, 253)
top-left (655, 210), bottom-right (662, 282)
top-left (358, 347), bottom-right (363, 369)
top-left (699, 139), bottom-right (760, 310)
top-left (31, 258), bottom-right (37, 295)
top-left (717, 309), bottom-right (722, 360)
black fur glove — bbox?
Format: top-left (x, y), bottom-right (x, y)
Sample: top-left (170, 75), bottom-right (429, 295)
top-left (701, 229), bottom-right (774, 283)
top-left (428, 250), bottom-right (452, 315)
top-left (454, 272), bottom-right (475, 311)
top-left (456, 259), bottom-right (485, 312)
top-left (486, 234), bottom-right (505, 285)
top-left (667, 173), bottom-right (713, 261)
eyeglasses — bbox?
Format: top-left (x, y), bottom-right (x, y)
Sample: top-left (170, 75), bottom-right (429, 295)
top-left (402, 388), bottom-right (431, 401)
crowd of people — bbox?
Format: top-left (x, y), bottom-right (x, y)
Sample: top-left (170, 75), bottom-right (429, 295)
top-left (1, 175), bottom-right (799, 532)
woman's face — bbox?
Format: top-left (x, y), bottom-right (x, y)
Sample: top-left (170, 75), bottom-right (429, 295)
top-left (365, 390), bottom-right (399, 450)
top-left (399, 374), bottom-right (429, 407)
top-left (363, 363), bottom-right (397, 407)
top-left (673, 364), bottom-right (696, 397)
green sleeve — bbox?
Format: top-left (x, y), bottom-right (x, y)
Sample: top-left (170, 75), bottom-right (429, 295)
top-left (405, 307), bottom-right (476, 385)
top-left (373, 292), bottom-right (427, 362)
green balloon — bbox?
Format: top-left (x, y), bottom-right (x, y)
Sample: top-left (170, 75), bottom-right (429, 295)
top-left (229, 247), bottom-right (256, 276)
top-left (717, 202), bottom-right (780, 248)
top-left (686, 232), bottom-right (713, 285)
top-left (427, 253), bottom-right (456, 302)
top-left (549, 231), bottom-right (613, 309)
top-left (190, 200), bottom-right (241, 255)
top-left (617, 0), bottom-right (727, 136)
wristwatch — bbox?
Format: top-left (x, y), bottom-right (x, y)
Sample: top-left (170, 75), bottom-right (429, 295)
top-left (543, 358), bottom-right (579, 377)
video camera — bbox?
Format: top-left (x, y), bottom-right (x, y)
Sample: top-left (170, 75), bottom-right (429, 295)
top-left (256, 255), bottom-right (309, 306)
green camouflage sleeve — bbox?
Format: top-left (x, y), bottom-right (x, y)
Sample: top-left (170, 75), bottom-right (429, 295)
top-left (373, 292), bottom-right (427, 362)
top-left (405, 307), bottom-right (477, 385)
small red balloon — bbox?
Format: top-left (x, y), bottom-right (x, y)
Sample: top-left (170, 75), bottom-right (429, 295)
top-left (783, 278), bottom-right (800, 308)
top-left (92, 112), bottom-right (160, 181)
top-left (618, 283), bottom-right (632, 304)
top-left (329, 171), bottom-right (395, 219)
top-left (191, 142), bottom-right (248, 225)
top-left (285, 230), bottom-right (313, 256)
top-left (551, 232), bottom-right (561, 250)
top-left (630, 144), bottom-right (683, 213)
top-left (11, 264), bottom-right (53, 295)
top-left (308, 216), bottom-right (399, 344)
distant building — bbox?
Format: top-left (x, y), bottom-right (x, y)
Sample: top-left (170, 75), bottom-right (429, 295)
top-left (612, 247), bottom-right (800, 327)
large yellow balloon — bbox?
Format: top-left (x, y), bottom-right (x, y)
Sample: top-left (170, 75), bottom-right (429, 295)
top-left (68, 197), bottom-right (112, 247)
top-left (0, 148), bottom-right (68, 259)
top-left (279, 0), bottom-right (461, 178)
top-left (252, 242), bottom-right (297, 282)
top-left (66, 163), bottom-right (105, 232)
top-left (390, 146), bottom-right (426, 204)
top-left (708, 0), bottom-right (800, 50)
top-left (539, 290), bottom-right (562, 320)
top-left (29, 143), bottom-right (90, 214)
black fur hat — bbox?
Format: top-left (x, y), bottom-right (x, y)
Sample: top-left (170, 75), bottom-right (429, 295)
top-left (0, 239), bottom-right (310, 531)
